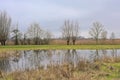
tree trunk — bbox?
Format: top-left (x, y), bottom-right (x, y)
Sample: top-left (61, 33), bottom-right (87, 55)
top-left (67, 40), bottom-right (70, 45)
top-left (15, 35), bottom-right (19, 45)
top-left (0, 40), bottom-right (6, 45)
top-left (35, 40), bottom-right (37, 45)
top-left (3, 41), bottom-right (6, 45)
top-left (96, 39), bottom-right (98, 45)
top-left (0, 41), bottom-right (3, 45)
top-left (73, 40), bottom-right (76, 45)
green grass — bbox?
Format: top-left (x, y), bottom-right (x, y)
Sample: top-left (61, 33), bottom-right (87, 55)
top-left (0, 45), bottom-right (120, 51)
top-left (100, 63), bottom-right (120, 80)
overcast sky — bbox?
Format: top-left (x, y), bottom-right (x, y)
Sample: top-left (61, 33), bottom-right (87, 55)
top-left (0, 0), bottom-right (120, 38)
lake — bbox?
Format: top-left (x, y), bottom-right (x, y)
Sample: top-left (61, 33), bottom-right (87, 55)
top-left (0, 49), bottom-right (119, 74)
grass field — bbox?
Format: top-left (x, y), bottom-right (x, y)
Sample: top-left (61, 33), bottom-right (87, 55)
top-left (0, 45), bottom-right (120, 51)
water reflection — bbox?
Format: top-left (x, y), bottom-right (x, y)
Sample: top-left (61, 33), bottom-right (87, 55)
top-left (90, 49), bottom-right (119, 62)
top-left (0, 49), bottom-right (120, 73)
top-left (0, 58), bottom-right (11, 73)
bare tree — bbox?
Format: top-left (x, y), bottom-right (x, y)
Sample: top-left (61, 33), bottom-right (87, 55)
top-left (44, 30), bottom-right (52, 44)
top-left (19, 33), bottom-right (27, 45)
top-left (71, 21), bottom-right (80, 45)
top-left (27, 23), bottom-right (42, 45)
top-left (23, 33), bottom-right (27, 45)
top-left (110, 32), bottom-right (115, 44)
top-left (101, 30), bottom-right (107, 40)
top-left (0, 11), bottom-right (11, 45)
top-left (11, 24), bottom-right (22, 45)
top-left (61, 20), bottom-right (80, 45)
top-left (89, 22), bottom-right (104, 44)
top-left (101, 30), bottom-right (107, 44)
top-left (61, 20), bottom-right (72, 45)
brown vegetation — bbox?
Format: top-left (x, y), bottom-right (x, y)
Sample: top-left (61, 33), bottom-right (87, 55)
top-left (4, 39), bottom-right (120, 45)
top-left (49, 39), bottom-right (120, 45)
top-left (1, 55), bottom-right (120, 80)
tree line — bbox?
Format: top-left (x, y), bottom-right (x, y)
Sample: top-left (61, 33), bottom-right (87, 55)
top-left (0, 11), bottom-right (116, 45)
top-left (11, 23), bottom-right (52, 45)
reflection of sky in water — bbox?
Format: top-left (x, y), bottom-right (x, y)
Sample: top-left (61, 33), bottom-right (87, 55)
top-left (0, 49), bottom-right (120, 73)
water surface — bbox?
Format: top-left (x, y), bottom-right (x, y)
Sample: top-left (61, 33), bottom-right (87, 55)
top-left (0, 49), bottom-right (119, 73)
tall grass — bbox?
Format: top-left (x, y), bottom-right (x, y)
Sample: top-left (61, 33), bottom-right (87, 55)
top-left (1, 55), bottom-right (120, 80)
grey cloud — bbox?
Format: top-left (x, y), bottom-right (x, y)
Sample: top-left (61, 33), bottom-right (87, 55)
top-left (0, 0), bottom-right (120, 38)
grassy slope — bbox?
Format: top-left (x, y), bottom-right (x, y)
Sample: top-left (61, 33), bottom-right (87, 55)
top-left (0, 45), bottom-right (120, 51)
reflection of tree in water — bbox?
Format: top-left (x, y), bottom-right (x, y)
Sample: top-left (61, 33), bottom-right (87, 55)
top-left (26, 50), bottom-right (45, 69)
top-left (111, 49), bottom-right (118, 62)
top-left (101, 49), bottom-right (118, 62)
top-left (102, 50), bottom-right (107, 55)
top-left (90, 49), bottom-right (100, 62)
top-left (71, 49), bottom-right (79, 67)
top-left (0, 50), bottom-right (98, 73)
top-left (28, 49), bottom-right (80, 68)
top-left (0, 51), bottom-right (22, 73)
top-left (2, 49), bottom-right (119, 74)
top-left (12, 51), bottom-right (21, 62)
top-left (90, 49), bottom-right (119, 62)
top-left (111, 49), bottom-right (117, 58)
top-left (64, 49), bottom-right (79, 67)
top-left (90, 49), bottom-right (106, 62)
top-left (101, 50), bottom-right (107, 60)
top-left (64, 49), bottom-right (70, 63)
top-left (0, 58), bottom-right (11, 73)
top-left (25, 50), bottom-right (54, 69)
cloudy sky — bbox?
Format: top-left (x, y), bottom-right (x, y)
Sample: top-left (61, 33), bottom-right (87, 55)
top-left (0, 0), bottom-right (120, 38)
